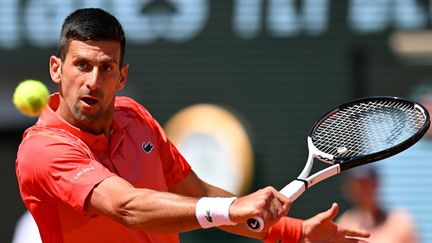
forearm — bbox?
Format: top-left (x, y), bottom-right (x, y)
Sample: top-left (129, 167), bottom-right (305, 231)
top-left (108, 185), bottom-right (252, 235)
top-left (114, 189), bottom-right (201, 232)
top-left (87, 176), bottom-right (202, 233)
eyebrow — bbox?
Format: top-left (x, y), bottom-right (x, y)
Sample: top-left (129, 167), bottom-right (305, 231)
top-left (71, 54), bottom-right (119, 65)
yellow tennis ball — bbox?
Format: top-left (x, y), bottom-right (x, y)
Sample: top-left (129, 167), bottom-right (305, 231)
top-left (13, 80), bottom-right (50, 117)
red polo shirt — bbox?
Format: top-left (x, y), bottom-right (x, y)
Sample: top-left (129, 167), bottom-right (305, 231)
top-left (16, 93), bottom-right (191, 243)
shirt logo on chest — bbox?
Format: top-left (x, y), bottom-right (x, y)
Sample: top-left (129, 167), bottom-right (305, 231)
top-left (142, 142), bottom-right (154, 153)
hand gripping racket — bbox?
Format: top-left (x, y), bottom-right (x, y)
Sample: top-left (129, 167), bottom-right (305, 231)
top-left (246, 96), bottom-right (430, 232)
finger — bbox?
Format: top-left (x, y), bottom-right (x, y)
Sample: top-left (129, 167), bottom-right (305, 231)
top-left (269, 199), bottom-right (290, 221)
top-left (344, 238), bottom-right (369, 243)
top-left (273, 190), bottom-right (291, 205)
top-left (328, 202), bottom-right (340, 220)
top-left (260, 188), bottom-right (289, 219)
top-left (282, 201), bottom-right (291, 215)
top-left (345, 236), bottom-right (370, 243)
top-left (268, 197), bottom-right (283, 220)
top-left (316, 202), bottom-right (339, 222)
top-left (342, 228), bottom-right (371, 238)
top-left (271, 191), bottom-right (292, 216)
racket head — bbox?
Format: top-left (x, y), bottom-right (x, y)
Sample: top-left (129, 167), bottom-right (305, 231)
top-left (309, 96), bottom-right (430, 171)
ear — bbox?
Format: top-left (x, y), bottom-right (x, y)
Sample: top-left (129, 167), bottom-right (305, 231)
top-left (117, 64), bottom-right (129, 91)
top-left (50, 56), bottom-right (62, 84)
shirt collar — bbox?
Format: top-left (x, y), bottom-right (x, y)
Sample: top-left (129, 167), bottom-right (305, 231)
top-left (37, 93), bottom-right (130, 150)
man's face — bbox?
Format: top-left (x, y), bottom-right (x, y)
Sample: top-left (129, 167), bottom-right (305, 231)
top-left (50, 39), bottom-right (128, 134)
top-left (345, 177), bottom-right (378, 208)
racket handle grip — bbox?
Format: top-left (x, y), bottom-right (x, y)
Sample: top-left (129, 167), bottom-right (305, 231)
top-left (246, 216), bottom-right (264, 232)
top-left (245, 181), bottom-right (306, 232)
top-left (245, 180), bottom-right (306, 232)
top-left (280, 180), bottom-right (306, 201)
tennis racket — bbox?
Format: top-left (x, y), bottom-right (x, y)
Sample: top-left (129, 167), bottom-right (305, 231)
top-left (246, 96), bottom-right (430, 232)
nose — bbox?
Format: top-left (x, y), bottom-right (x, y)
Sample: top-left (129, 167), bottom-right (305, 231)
top-left (85, 67), bottom-right (101, 90)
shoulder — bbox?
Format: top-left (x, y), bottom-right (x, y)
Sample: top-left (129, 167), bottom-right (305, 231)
top-left (19, 126), bottom-right (90, 155)
top-left (385, 208), bottom-right (418, 241)
top-left (387, 208), bottom-right (416, 226)
top-left (114, 96), bottom-right (170, 142)
top-left (114, 96), bottom-right (154, 121)
top-left (16, 126), bottom-right (92, 181)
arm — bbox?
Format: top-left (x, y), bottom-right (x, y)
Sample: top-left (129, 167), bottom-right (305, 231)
top-left (169, 171), bottom-right (277, 239)
top-left (85, 175), bottom-right (200, 233)
top-left (170, 172), bottom-right (370, 243)
top-left (85, 171), bottom-right (290, 234)
top-left (86, 171), bottom-right (369, 242)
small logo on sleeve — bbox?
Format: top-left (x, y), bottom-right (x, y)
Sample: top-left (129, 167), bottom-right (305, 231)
top-left (205, 210), bottom-right (213, 222)
top-left (142, 142), bottom-right (154, 153)
top-left (74, 167), bottom-right (95, 180)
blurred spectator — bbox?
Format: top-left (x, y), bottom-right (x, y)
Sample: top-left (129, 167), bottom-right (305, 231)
top-left (336, 165), bottom-right (418, 243)
top-left (375, 81), bottom-right (432, 243)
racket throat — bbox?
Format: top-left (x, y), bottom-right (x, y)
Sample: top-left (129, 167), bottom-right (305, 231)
top-left (307, 164), bottom-right (341, 188)
top-left (294, 178), bottom-right (310, 189)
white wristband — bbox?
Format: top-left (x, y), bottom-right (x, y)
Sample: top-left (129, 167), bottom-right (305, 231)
top-left (195, 197), bottom-right (237, 228)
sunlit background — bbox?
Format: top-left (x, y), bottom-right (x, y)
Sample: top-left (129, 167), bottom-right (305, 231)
top-left (1, 1), bottom-right (431, 242)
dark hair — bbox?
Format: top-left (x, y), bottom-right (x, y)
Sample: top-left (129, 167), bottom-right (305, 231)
top-left (345, 165), bottom-right (379, 181)
top-left (58, 8), bottom-right (126, 65)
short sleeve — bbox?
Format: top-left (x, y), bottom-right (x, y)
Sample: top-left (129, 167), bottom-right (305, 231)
top-left (160, 139), bottom-right (192, 187)
top-left (16, 132), bottom-right (116, 214)
top-left (149, 113), bottom-right (191, 187)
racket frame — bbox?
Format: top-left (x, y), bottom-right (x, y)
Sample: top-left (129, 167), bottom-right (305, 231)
top-left (310, 96), bottom-right (430, 172)
top-left (245, 96), bottom-right (430, 232)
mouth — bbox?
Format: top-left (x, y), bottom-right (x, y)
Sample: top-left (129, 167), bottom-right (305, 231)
top-left (80, 96), bottom-right (99, 107)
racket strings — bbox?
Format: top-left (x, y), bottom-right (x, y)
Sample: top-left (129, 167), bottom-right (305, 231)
top-left (312, 100), bottom-right (426, 157)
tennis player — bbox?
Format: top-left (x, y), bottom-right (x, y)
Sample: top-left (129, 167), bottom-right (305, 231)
top-left (15, 8), bottom-right (370, 243)
top-left (337, 165), bottom-right (418, 242)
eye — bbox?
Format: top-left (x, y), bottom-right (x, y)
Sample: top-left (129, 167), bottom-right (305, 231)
top-left (101, 63), bottom-right (113, 72)
top-left (76, 61), bottom-right (90, 71)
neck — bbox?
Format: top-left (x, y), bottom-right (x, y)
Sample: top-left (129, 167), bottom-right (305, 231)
top-left (55, 103), bottom-right (113, 137)
top-left (79, 120), bottom-right (112, 137)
